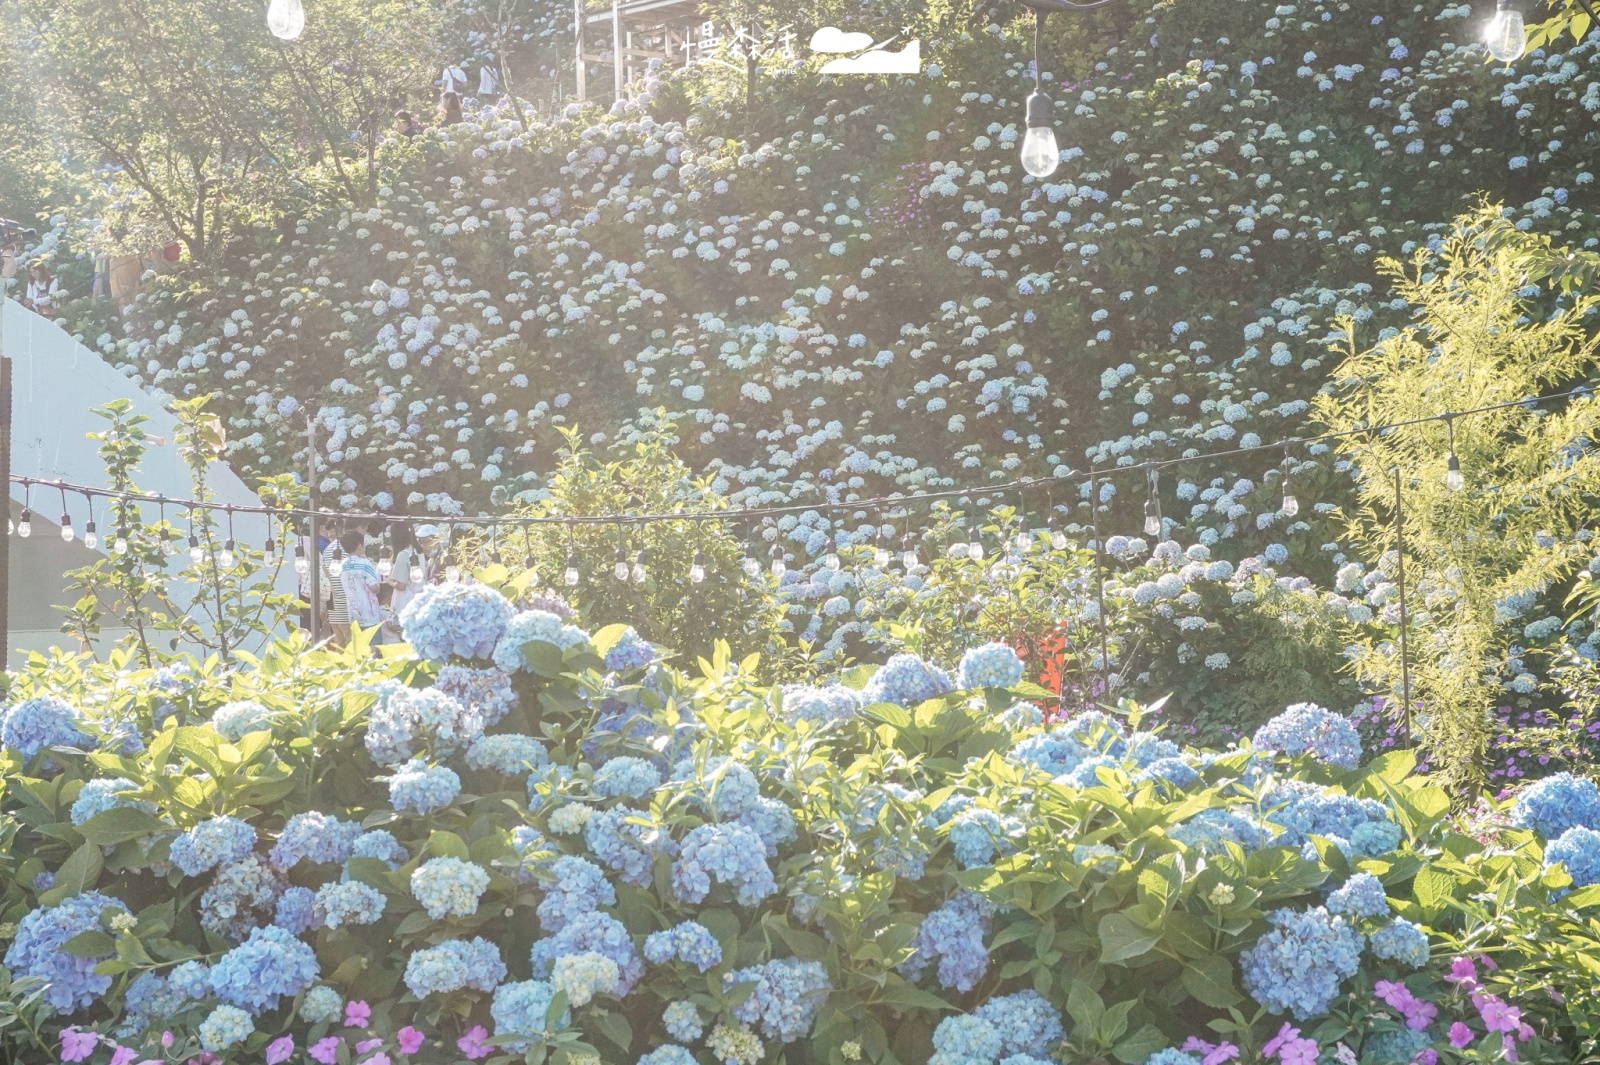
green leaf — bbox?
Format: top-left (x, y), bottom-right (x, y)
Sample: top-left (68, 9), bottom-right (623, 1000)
top-left (59, 931), bottom-right (115, 958)
top-left (427, 830), bottom-right (471, 860)
top-left (40, 843), bottom-right (103, 906)
top-left (1066, 979), bottom-right (1105, 1031)
top-left (591, 1009), bottom-right (633, 1051)
top-left (1413, 866), bottom-right (1456, 911)
top-left (77, 808), bottom-right (169, 846)
top-left (861, 702), bottom-right (911, 729)
top-left (1111, 1025), bottom-right (1168, 1064)
top-left (173, 727), bottom-right (226, 780)
top-left (590, 624), bottom-right (631, 658)
top-left (1180, 955), bottom-right (1242, 1008)
top-left (1097, 912), bottom-right (1160, 964)
top-left (1365, 749), bottom-right (1417, 785)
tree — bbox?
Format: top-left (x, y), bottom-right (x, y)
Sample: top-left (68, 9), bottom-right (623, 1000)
top-left (1315, 206), bottom-right (1600, 793)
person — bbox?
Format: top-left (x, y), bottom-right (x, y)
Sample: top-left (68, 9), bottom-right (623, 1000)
top-left (375, 582), bottom-right (403, 645)
top-left (296, 531), bottom-right (333, 635)
top-left (324, 528), bottom-right (352, 648)
top-left (441, 64), bottom-right (468, 95)
top-left (25, 261), bottom-right (59, 318)
top-left (390, 524), bottom-right (442, 619)
top-left (340, 529), bottom-right (383, 642)
top-left (438, 89), bottom-right (463, 126)
top-left (395, 110), bottom-right (424, 138)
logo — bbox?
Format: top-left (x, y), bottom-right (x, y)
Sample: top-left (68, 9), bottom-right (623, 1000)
top-left (810, 26), bottom-right (921, 74)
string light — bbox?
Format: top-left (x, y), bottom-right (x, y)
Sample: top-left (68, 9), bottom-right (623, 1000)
top-left (901, 530), bottom-right (918, 571)
top-left (82, 494), bottom-right (98, 551)
top-left (15, 482), bottom-right (29, 538)
top-left (58, 483), bottom-right (74, 543)
top-left (219, 507), bottom-right (237, 568)
top-left (631, 547), bottom-right (649, 583)
top-left (1280, 452), bottom-right (1300, 517)
top-left (377, 534), bottom-right (394, 577)
top-left (1445, 415), bottom-right (1464, 492)
top-left (327, 541), bottom-right (345, 577)
top-left (266, 0), bottom-right (306, 40)
top-left (874, 521), bottom-right (891, 569)
top-left (293, 526), bottom-right (310, 574)
top-left (690, 550), bottom-right (707, 583)
top-left (488, 526), bottom-right (503, 567)
top-left (769, 543), bottom-right (786, 579)
top-left (264, 512), bottom-right (277, 558)
top-left (157, 500), bottom-right (173, 557)
top-left (967, 522), bottom-right (984, 561)
top-left (564, 522), bottom-right (580, 586)
top-left (408, 525), bottom-right (425, 583)
top-left (1143, 469), bottom-right (1162, 537)
top-left (1019, 7), bottom-right (1059, 177)
top-left (742, 526), bottom-right (762, 578)
top-left (1013, 515), bottom-right (1031, 553)
top-left (1484, 0), bottom-right (1527, 62)
top-left (612, 543), bottom-right (629, 581)
top-left (520, 526), bottom-right (536, 573)
top-left (825, 535), bottom-right (841, 571)
top-left (113, 525), bottom-right (128, 556)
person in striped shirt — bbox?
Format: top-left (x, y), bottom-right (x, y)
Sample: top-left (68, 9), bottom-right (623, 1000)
top-left (339, 529), bottom-right (383, 646)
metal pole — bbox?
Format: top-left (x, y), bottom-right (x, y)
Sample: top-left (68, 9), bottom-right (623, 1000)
top-left (612, 0), bottom-right (623, 100)
top-left (306, 414), bottom-right (321, 643)
top-left (1089, 468), bottom-right (1108, 702)
top-left (1393, 466), bottom-right (1412, 746)
top-left (575, 0), bottom-right (586, 103)
top-left (0, 356), bottom-right (11, 667)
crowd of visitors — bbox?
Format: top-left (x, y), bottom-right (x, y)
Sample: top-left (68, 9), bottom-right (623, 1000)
top-left (295, 520), bottom-right (446, 650)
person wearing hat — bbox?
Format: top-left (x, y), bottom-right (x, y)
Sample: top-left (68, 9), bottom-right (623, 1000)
top-left (390, 524), bottom-right (443, 618)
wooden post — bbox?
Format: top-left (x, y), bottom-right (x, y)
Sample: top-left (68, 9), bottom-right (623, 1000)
top-left (612, 0), bottom-right (624, 100)
top-left (575, 0), bottom-right (586, 103)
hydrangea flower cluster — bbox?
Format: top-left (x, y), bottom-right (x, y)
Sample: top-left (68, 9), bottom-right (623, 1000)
top-left (781, 684), bottom-right (862, 725)
top-left (726, 959), bottom-right (831, 1042)
top-left (3, 892), bottom-right (126, 1012)
top-left (434, 664), bottom-right (519, 726)
top-left (955, 643), bottom-right (1025, 690)
top-left (211, 700), bottom-right (272, 743)
top-left (400, 583), bottom-right (516, 661)
top-left (208, 925), bottom-right (319, 1013)
top-left (1511, 772), bottom-right (1600, 839)
top-left (494, 609), bottom-right (592, 672)
top-left (1, 695), bottom-right (89, 763)
top-left (864, 653), bottom-right (954, 707)
top-left (171, 816), bottom-right (257, 877)
top-left (605, 627), bottom-right (657, 671)
top-left (1544, 825), bottom-right (1600, 891)
top-left (903, 892), bottom-right (997, 992)
top-left (1251, 703), bottom-right (1362, 769)
top-left (465, 732), bottom-right (550, 776)
top-left (593, 756), bottom-right (662, 799)
top-left (386, 759), bottom-right (461, 814)
top-left (404, 938), bottom-right (506, 998)
top-left (270, 812), bottom-right (361, 869)
top-left (365, 686), bottom-right (482, 765)
top-left (411, 856), bottom-right (491, 919)
top-left (69, 778), bottom-right (153, 826)
top-left (1240, 907), bottom-right (1362, 1018)
top-left (644, 920), bottom-right (723, 972)
top-left (672, 823), bottom-right (777, 906)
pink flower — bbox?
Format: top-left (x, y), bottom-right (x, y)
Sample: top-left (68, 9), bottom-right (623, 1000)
top-left (311, 1036), bottom-right (344, 1065)
top-left (109, 1047), bottom-right (138, 1065)
top-left (1280, 1038), bottom-right (1319, 1065)
top-left (357, 1039), bottom-right (384, 1054)
top-left (1403, 999), bottom-right (1439, 1031)
top-left (267, 1035), bottom-right (295, 1065)
top-left (1413, 1051), bottom-right (1438, 1065)
top-left (1517, 1024), bottom-right (1534, 1043)
top-left (398, 1027), bottom-right (425, 1055)
top-left (1263, 1023), bottom-right (1302, 1058)
top-left (1447, 957), bottom-right (1477, 987)
top-left (161, 1033), bottom-right (174, 1049)
top-left (60, 1029), bottom-right (99, 1063)
top-left (1479, 998), bottom-right (1521, 1033)
top-left (345, 1001), bottom-right (372, 1028)
top-left (1478, 954), bottom-right (1498, 970)
top-left (363, 1055), bottom-right (392, 1065)
top-left (1202, 1043), bottom-right (1240, 1065)
top-left (458, 1025), bottom-right (492, 1061)
top-left (1449, 1023), bottom-right (1473, 1048)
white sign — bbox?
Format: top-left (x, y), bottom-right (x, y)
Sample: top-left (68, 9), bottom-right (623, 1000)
top-left (810, 27), bottom-right (922, 74)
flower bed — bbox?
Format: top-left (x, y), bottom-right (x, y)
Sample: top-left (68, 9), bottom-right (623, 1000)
top-left (0, 582), bottom-right (1595, 1064)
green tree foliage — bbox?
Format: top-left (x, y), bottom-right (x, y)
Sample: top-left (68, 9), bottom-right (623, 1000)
top-left (1315, 207), bottom-right (1600, 793)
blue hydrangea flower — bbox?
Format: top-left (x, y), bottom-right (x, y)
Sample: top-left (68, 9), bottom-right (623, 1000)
top-left (1, 695), bottom-right (89, 764)
top-left (411, 856), bottom-right (491, 919)
top-left (585, 805), bottom-right (669, 887)
top-left (435, 664), bottom-right (519, 727)
top-left (782, 684), bottom-right (862, 725)
top-left (1264, 781), bottom-right (1395, 855)
top-left (956, 643), bottom-right (1024, 689)
top-left (948, 808), bottom-right (1021, 868)
top-left (605, 627), bottom-right (657, 671)
top-left (677, 757), bottom-right (762, 819)
top-left (1144, 1052), bottom-right (1202, 1065)
top-left (594, 756), bottom-right (662, 799)
top-left (738, 796), bottom-right (797, 856)
top-left (69, 779), bottom-right (154, 826)
top-left (404, 937), bottom-right (506, 997)
top-left (315, 881), bottom-right (387, 928)
top-left (208, 924), bottom-right (320, 1014)
top-left (537, 855), bottom-right (617, 930)
top-left (1511, 772), bottom-right (1600, 839)
top-left (641, 1045), bottom-right (699, 1065)
top-left (530, 911), bottom-right (643, 995)
top-left (1135, 757), bottom-right (1200, 792)
top-left (200, 855), bottom-right (282, 941)
top-left (663, 1001), bottom-right (704, 1042)
top-left (401, 582), bottom-right (515, 662)
top-left (366, 686), bottom-right (481, 765)
top-left (466, 732), bottom-right (549, 776)
top-left (1545, 825), bottom-right (1600, 891)
top-left (726, 958), bottom-right (831, 1042)
top-left (973, 990), bottom-right (1065, 1057)
top-left (1369, 918), bottom-right (1430, 967)
top-left (4, 892), bottom-right (127, 1012)
top-left (644, 920), bottom-right (723, 971)
top-left (300, 984), bottom-right (343, 1024)
top-left (1350, 819), bottom-right (1403, 858)
top-left (902, 892), bottom-right (996, 993)
top-left (211, 700), bottom-right (272, 743)
top-left (492, 980), bottom-right (569, 1051)
top-left (270, 812), bottom-right (361, 870)
top-left (1327, 873), bottom-right (1389, 919)
top-left (274, 886), bottom-right (320, 935)
top-left (198, 1004), bottom-right (254, 1052)
top-left (1240, 906), bottom-right (1362, 1018)
top-left (864, 652), bottom-right (953, 706)
top-left (349, 829), bottom-right (410, 869)
top-left (119, 972), bottom-right (189, 1038)
top-left (929, 1015), bottom-right (1001, 1065)
top-left (1010, 729), bottom-right (1091, 778)
top-left (171, 816), bottom-right (257, 877)
top-left (552, 949), bottom-right (621, 1006)
top-left (672, 822), bottom-right (777, 906)
top-left (387, 759), bottom-right (461, 814)
top-left (494, 609), bottom-right (588, 672)
top-left (1364, 1027), bottom-right (1433, 1064)
top-left (1253, 703), bottom-right (1363, 769)
top-left (168, 961), bottom-right (211, 1000)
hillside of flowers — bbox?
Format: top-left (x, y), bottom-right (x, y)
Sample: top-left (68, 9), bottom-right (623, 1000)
top-left (70, 0), bottom-right (1599, 534)
top-left (4, 578), bottom-right (1600, 1065)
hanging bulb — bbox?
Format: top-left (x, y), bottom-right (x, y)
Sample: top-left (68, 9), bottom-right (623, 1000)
top-left (967, 527), bottom-right (984, 561)
top-left (490, 546), bottom-right (503, 566)
top-left (1484, 0), bottom-right (1526, 63)
top-left (825, 537), bottom-right (841, 571)
top-left (59, 512), bottom-right (74, 543)
top-left (1021, 91), bottom-right (1060, 177)
top-left (1446, 452), bottom-right (1464, 491)
top-left (902, 534), bottom-right (919, 571)
top-left (219, 539), bottom-right (236, 569)
top-left (329, 546), bottom-right (345, 577)
top-left (409, 557), bottom-right (424, 583)
top-left (83, 520), bottom-right (99, 551)
top-left (769, 545), bottom-right (786, 579)
top-left (631, 549), bottom-right (648, 583)
top-left (690, 550), bottom-right (707, 584)
top-left (267, 0), bottom-right (306, 40)
top-left (1280, 474), bottom-right (1300, 517)
top-left (113, 528), bottom-right (129, 556)
top-left (17, 508), bottom-right (30, 538)
top-left (294, 544), bottom-right (309, 574)
top-left (742, 547), bottom-right (762, 578)
top-left (1143, 499), bottom-right (1162, 538)
top-left (1013, 517), bottom-right (1031, 552)
top-left (613, 546), bottom-right (629, 581)
top-left (1048, 514), bottom-right (1067, 551)
top-left (377, 547), bottom-right (393, 577)
top-left (874, 529), bottom-right (891, 569)
top-left (188, 534), bottom-right (204, 565)
top-left (564, 550), bottom-right (580, 586)
top-left (445, 562), bottom-right (461, 583)
top-left (264, 534), bottom-right (276, 556)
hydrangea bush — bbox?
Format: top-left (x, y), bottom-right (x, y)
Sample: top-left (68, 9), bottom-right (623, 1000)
top-left (0, 577), bottom-right (1590, 1064)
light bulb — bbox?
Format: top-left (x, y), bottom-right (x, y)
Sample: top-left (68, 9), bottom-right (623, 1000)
top-left (377, 551), bottom-right (393, 577)
top-left (902, 537), bottom-right (918, 570)
top-left (219, 539), bottom-right (236, 568)
top-left (113, 532), bottom-right (128, 555)
top-left (690, 551), bottom-right (706, 584)
top-left (1013, 519), bottom-right (1031, 552)
top-left (875, 544), bottom-right (891, 568)
top-left (1280, 481), bottom-right (1300, 517)
top-left (267, 0), bottom-right (306, 40)
top-left (60, 514), bottom-right (74, 542)
top-left (83, 521), bottom-right (99, 550)
top-left (409, 561), bottom-right (424, 583)
top-left (769, 546), bottom-right (786, 578)
top-left (295, 552), bottom-right (309, 574)
top-left (264, 536), bottom-right (276, 556)
top-left (1020, 91), bottom-right (1059, 177)
top-left (826, 542), bottom-right (841, 571)
top-left (1446, 453), bottom-right (1464, 491)
top-left (564, 551), bottom-right (580, 586)
top-left (189, 535), bottom-right (204, 565)
top-left (16, 509), bottom-right (29, 538)
top-left (1485, 1), bottom-right (1526, 63)
top-left (632, 550), bottom-right (648, 583)
top-left (742, 552), bottom-right (761, 578)
top-left (445, 563), bottom-right (461, 582)
top-left (967, 531), bottom-right (984, 561)
top-left (1143, 500), bottom-right (1162, 537)
top-left (613, 548), bottom-right (630, 581)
